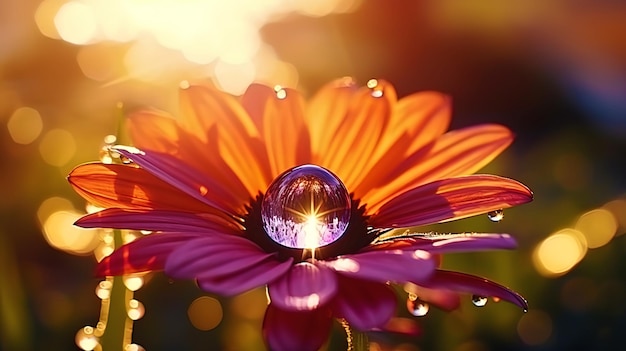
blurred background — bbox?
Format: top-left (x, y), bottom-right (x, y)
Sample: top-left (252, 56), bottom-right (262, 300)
top-left (1, 0), bottom-right (625, 350)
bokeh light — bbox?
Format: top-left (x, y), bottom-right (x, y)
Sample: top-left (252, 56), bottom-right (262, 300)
top-left (187, 296), bottom-right (223, 331)
top-left (42, 210), bottom-right (99, 255)
top-left (575, 208), bottom-right (618, 248)
top-left (517, 310), bottom-right (552, 345)
top-left (533, 228), bottom-right (587, 277)
top-left (38, 129), bottom-right (76, 167)
top-left (54, 1), bottom-right (98, 45)
top-left (7, 107), bottom-right (43, 145)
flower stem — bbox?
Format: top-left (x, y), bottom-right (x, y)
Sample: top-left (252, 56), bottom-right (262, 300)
top-left (99, 229), bottom-right (127, 350)
top-left (340, 319), bottom-right (369, 351)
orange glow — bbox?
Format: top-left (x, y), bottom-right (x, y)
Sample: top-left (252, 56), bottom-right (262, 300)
top-left (7, 107), bottom-right (43, 145)
top-left (54, 1), bottom-right (98, 45)
top-left (39, 129), bottom-right (76, 167)
top-left (188, 297), bottom-right (223, 331)
top-left (42, 210), bottom-right (99, 255)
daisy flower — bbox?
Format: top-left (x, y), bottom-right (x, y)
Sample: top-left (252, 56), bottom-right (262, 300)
top-left (68, 78), bottom-right (532, 351)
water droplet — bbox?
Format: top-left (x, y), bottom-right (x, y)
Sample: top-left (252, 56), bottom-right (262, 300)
top-left (179, 80), bottom-right (190, 89)
top-left (366, 79), bottom-right (378, 88)
top-left (371, 89), bottom-right (383, 98)
top-left (123, 275), bottom-right (144, 291)
top-left (75, 326), bottom-right (100, 350)
top-left (125, 344), bottom-right (146, 351)
top-left (274, 85), bottom-right (287, 99)
top-left (472, 295), bottom-right (488, 307)
top-left (407, 297), bottom-right (429, 317)
top-left (261, 165), bottom-right (351, 249)
top-left (127, 299), bottom-right (145, 320)
top-left (487, 209), bottom-right (504, 222)
top-left (95, 280), bottom-right (112, 299)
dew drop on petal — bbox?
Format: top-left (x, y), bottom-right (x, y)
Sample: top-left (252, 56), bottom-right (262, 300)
top-left (488, 209), bottom-right (504, 222)
top-left (407, 296), bottom-right (429, 317)
top-left (274, 85), bottom-right (287, 99)
top-left (472, 295), bottom-right (488, 307)
top-left (261, 165), bottom-right (351, 249)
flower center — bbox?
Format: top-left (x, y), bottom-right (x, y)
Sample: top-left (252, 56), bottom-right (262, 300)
top-left (261, 165), bottom-right (351, 249)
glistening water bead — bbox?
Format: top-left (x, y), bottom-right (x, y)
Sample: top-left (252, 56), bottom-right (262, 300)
top-left (261, 165), bottom-right (351, 249)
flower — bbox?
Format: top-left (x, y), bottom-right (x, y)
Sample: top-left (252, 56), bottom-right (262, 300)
top-left (68, 78), bottom-right (533, 351)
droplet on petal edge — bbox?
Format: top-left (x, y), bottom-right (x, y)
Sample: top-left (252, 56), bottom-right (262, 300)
top-left (261, 165), bottom-right (351, 249)
top-left (487, 209), bottom-right (504, 222)
top-left (472, 295), bottom-right (488, 307)
top-left (407, 296), bottom-right (429, 317)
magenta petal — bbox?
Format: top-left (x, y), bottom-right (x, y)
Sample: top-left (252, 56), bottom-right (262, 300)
top-left (323, 249), bottom-right (435, 284)
top-left (197, 256), bottom-right (293, 296)
top-left (76, 208), bottom-right (240, 234)
top-left (96, 233), bottom-right (201, 276)
top-left (113, 147), bottom-right (241, 215)
top-left (333, 276), bottom-right (396, 330)
top-left (263, 303), bottom-right (332, 351)
top-left (268, 262), bottom-right (337, 311)
top-left (165, 234), bottom-right (273, 279)
top-left (422, 270), bottom-right (528, 311)
top-left (370, 175), bottom-right (533, 228)
top-left (367, 233), bottom-right (517, 254)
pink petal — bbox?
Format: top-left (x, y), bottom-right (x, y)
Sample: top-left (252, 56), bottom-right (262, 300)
top-left (263, 303), bottom-right (333, 351)
top-left (96, 233), bottom-right (201, 276)
top-left (422, 270), bottom-right (528, 311)
top-left (76, 208), bottom-right (241, 234)
top-left (366, 233), bottom-right (517, 254)
top-left (113, 147), bottom-right (242, 215)
top-left (333, 276), bottom-right (396, 330)
top-left (165, 234), bottom-right (274, 279)
top-left (164, 234), bottom-right (293, 295)
top-left (370, 175), bottom-right (533, 228)
top-left (322, 249), bottom-right (436, 284)
top-left (268, 262), bottom-right (337, 311)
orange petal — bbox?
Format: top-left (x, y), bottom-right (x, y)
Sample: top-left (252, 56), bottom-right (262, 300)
top-left (127, 113), bottom-right (252, 208)
top-left (352, 91), bottom-right (451, 199)
top-left (241, 83), bottom-right (274, 134)
top-left (392, 91), bottom-right (452, 154)
top-left (126, 108), bottom-right (179, 154)
top-left (179, 84), bottom-right (272, 194)
top-left (263, 87), bottom-right (311, 175)
top-left (369, 174), bottom-right (533, 228)
top-left (68, 163), bottom-right (217, 214)
top-left (363, 124), bottom-right (513, 213)
top-left (316, 81), bottom-right (394, 190)
top-left (305, 77), bottom-right (358, 159)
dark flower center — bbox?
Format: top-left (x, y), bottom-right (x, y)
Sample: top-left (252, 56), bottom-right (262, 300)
top-left (243, 164), bottom-right (375, 261)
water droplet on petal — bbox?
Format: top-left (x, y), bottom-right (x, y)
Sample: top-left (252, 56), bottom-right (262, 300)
top-left (407, 297), bottom-right (429, 317)
top-left (472, 295), bottom-right (488, 307)
top-left (274, 85), bottom-right (287, 99)
top-left (488, 209), bottom-right (504, 222)
top-left (261, 165), bottom-right (351, 249)
top-left (366, 79), bottom-right (378, 89)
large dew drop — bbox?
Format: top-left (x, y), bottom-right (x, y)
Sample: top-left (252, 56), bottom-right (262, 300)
top-left (261, 165), bottom-right (351, 249)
